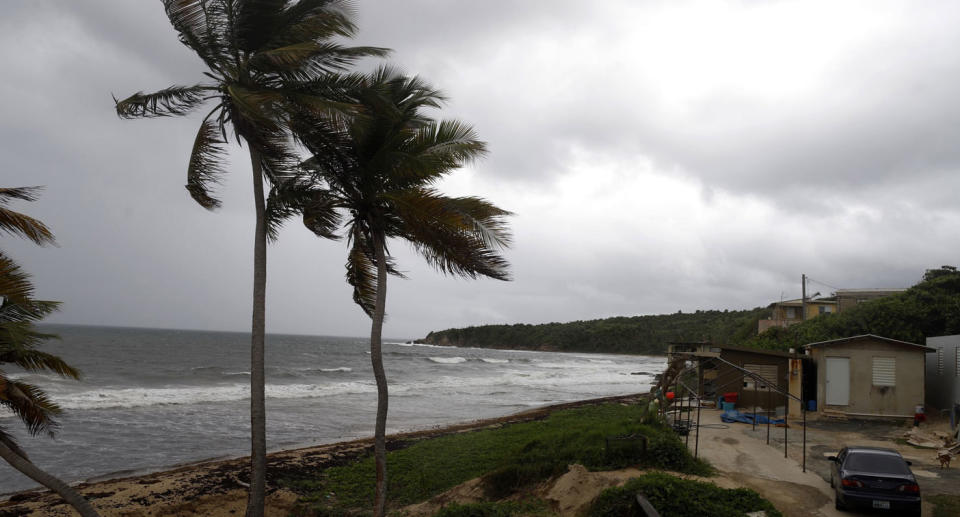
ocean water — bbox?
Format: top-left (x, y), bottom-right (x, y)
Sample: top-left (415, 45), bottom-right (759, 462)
top-left (0, 325), bottom-right (664, 495)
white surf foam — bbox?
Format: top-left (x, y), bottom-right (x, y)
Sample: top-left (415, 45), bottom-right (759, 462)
top-left (480, 358), bottom-right (509, 364)
top-left (428, 356), bottom-right (467, 364)
top-left (51, 381), bottom-right (376, 410)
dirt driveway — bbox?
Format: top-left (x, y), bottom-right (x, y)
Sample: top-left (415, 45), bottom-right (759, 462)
top-left (689, 409), bottom-right (956, 517)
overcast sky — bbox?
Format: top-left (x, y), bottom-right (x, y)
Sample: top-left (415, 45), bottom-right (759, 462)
top-left (2, 1), bottom-right (959, 339)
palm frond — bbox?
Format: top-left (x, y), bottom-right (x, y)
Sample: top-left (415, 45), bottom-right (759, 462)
top-left (0, 377), bottom-right (61, 437)
top-left (388, 189), bottom-right (511, 281)
top-left (253, 42), bottom-right (390, 80)
top-left (226, 85), bottom-right (286, 129)
top-left (302, 191), bottom-right (342, 240)
top-left (271, 0), bottom-right (360, 44)
top-left (0, 187), bottom-right (55, 246)
top-left (162, 0), bottom-right (231, 69)
top-left (0, 299), bottom-right (60, 326)
top-left (0, 187), bottom-right (42, 203)
top-left (235, 0), bottom-right (287, 52)
top-left (115, 84), bottom-right (213, 119)
top-left (185, 119), bottom-right (228, 210)
top-left (345, 232), bottom-right (377, 316)
top-left (406, 120), bottom-right (487, 174)
top-left (0, 253), bottom-right (35, 306)
top-left (0, 348), bottom-right (79, 379)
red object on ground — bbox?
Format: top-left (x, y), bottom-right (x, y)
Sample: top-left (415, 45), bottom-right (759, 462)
top-left (723, 392), bottom-right (739, 403)
top-left (666, 391), bottom-right (675, 400)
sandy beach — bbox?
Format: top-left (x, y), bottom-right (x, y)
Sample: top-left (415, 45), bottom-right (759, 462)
top-left (0, 394), bottom-right (645, 516)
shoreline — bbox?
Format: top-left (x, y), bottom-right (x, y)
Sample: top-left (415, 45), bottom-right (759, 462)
top-left (0, 393), bottom-right (647, 515)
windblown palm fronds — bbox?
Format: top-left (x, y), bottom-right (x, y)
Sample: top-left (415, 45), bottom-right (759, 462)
top-left (271, 67), bottom-right (511, 517)
top-left (0, 187), bottom-right (97, 516)
top-left (114, 2), bottom-right (387, 515)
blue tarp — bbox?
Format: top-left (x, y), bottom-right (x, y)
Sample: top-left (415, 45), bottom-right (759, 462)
top-left (721, 409), bottom-right (785, 425)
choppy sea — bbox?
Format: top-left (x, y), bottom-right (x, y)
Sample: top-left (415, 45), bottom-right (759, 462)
top-left (0, 325), bottom-right (664, 495)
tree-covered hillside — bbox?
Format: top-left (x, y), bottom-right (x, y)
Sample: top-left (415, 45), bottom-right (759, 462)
top-left (418, 308), bottom-right (770, 355)
top-left (738, 266), bottom-right (960, 351)
top-left (419, 266), bottom-right (960, 355)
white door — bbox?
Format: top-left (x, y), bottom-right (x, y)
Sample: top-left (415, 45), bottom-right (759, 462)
top-left (825, 357), bottom-right (850, 406)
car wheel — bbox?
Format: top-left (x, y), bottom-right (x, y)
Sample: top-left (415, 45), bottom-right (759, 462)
top-left (834, 492), bottom-right (845, 512)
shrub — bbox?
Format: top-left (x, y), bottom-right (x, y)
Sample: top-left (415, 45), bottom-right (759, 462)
top-left (585, 472), bottom-right (781, 517)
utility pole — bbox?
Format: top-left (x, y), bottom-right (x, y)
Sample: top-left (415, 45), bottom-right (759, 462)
top-left (801, 274), bottom-right (806, 322)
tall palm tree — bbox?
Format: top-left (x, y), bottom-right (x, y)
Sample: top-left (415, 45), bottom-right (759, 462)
top-left (270, 68), bottom-right (511, 516)
top-left (114, 2), bottom-right (385, 514)
top-left (0, 187), bottom-right (99, 517)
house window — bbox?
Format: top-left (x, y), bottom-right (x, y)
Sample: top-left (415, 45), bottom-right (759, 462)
top-left (785, 307), bottom-right (797, 319)
top-left (818, 306), bottom-right (833, 315)
top-left (872, 357), bottom-right (896, 387)
top-left (743, 363), bottom-right (778, 390)
top-left (938, 347), bottom-right (944, 375)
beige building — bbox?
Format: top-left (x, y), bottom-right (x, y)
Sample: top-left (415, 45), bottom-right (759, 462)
top-left (758, 288), bottom-right (907, 334)
top-left (803, 335), bottom-right (935, 419)
top-left (757, 298), bottom-right (838, 333)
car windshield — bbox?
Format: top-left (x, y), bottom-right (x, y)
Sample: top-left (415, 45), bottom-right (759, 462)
top-left (845, 452), bottom-right (911, 475)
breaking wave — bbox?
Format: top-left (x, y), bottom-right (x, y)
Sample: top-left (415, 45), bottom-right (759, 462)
top-left (427, 356), bottom-right (467, 364)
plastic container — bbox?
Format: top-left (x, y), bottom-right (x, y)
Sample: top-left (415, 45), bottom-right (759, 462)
top-left (721, 401), bottom-right (736, 411)
top-left (722, 392), bottom-right (739, 403)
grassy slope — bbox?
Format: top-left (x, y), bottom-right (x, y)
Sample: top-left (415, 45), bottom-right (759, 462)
top-left (285, 402), bottom-right (713, 514)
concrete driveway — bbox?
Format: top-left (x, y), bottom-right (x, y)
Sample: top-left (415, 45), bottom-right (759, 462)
top-left (685, 409), bottom-right (942, 517)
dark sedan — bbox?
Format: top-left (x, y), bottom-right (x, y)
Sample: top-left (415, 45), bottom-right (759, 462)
top-left (829, 446), bottom-right (921, 516)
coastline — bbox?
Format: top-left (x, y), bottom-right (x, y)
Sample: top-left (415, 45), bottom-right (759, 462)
top-left (0, 393), bottom-right (647, 516)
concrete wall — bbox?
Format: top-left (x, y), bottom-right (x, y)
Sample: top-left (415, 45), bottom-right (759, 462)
top-left (811, 338), bottom-right (926, 418)
top-left (925, 335), bottom-right (960, 411)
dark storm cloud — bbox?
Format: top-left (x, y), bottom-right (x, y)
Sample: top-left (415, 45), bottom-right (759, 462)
top-left (2, 1), bottom-right (959, 338)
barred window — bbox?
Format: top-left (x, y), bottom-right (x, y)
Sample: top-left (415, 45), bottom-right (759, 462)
top-left (872, 357), bottom-right (896, 387)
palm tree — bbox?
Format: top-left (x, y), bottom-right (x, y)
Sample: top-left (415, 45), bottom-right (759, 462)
top-left (114, 2), bottom-right (385, 514)
top-left (271, 68), bottom-right (511, 516)
top-left (0, 187), bottom-right (100, 517)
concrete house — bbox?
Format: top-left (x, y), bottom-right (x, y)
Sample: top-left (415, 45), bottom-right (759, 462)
top-left (804, 335), bottom-right (935, 419)
top-left (925, 335), bottom-right (960, 417)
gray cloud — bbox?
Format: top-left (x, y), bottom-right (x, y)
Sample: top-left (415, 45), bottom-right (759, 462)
top-left (2, 1), bottom-right (959, 339)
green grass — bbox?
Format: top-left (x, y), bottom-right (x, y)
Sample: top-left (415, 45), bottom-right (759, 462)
top-left (930, 494), bottom-right (960, 517)
top-left (585, 472), bottom-right (783, 517)
top-left (286, 402), bottom-right (712, 515)
top-left (431, 499), bottom-right (552, 517)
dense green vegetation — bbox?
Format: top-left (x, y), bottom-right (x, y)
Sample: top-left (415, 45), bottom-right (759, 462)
top-left (421, 266), bottom-right (960, 354)
top-left (286, 402), bottom-right (712, 515)
top-left (420, 308), bottom-right (770, 355)
top-left (739, 266), bottom-right (960, 351)
top-left (585, 472), bottom-right (782, 517)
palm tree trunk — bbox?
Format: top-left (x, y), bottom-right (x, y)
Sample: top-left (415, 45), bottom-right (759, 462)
top-left (370, 232), bottom-right (390, 517)
top-left (245, 148), bottom-right (268, 517)
top-left (0, 440), bottom-right (100, 517)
